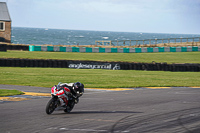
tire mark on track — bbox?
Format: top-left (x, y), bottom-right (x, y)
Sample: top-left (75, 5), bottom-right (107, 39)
top-left (110, 107), bottom-right (200, 133)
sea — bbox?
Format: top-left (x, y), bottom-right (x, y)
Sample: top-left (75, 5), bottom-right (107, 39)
top-left (11, 27), bottom-right (200, 46)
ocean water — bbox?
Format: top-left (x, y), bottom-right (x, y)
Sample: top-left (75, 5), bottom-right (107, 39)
top-left (11, 27), bottom-right (200, 46)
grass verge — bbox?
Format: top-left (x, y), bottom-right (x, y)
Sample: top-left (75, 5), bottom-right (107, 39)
top-left (0, 51), bottom-right (200, 64)
top-left (0, 67), bottom-right (199, 88)
top-left (0, 89), bottom-right (24, 97)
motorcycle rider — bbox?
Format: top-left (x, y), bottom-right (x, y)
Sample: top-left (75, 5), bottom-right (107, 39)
top-left (59, 82), bottom-right (84, 104)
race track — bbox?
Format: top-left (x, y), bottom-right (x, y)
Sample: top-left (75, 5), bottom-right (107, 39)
top-left (0, 85), bottom-right (200, 133)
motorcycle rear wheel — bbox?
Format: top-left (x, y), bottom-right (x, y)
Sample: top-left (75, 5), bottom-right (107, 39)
top-left (46, 98), bottom-right (57, 114)
top-left (64, 101), bottom-right (75, 113)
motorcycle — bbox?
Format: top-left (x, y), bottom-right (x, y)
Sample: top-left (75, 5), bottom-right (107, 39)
top-left (46, 82), bottom-right (76, 114)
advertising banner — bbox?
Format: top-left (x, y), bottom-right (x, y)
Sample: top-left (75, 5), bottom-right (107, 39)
top-left (68, 61), bottom-right (120, 70)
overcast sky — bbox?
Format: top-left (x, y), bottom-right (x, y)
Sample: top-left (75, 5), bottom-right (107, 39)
top-left (3, 0), bottom-right (200, 34)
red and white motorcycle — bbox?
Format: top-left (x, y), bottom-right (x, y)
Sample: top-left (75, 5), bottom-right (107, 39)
top-left (46, 82), bottom-right (77, 114)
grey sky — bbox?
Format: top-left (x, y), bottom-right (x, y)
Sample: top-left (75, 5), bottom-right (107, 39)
top-left (4, 0), bottom-right (200, 34)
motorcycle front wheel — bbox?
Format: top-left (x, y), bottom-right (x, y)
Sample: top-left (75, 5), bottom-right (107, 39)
top-left (46, 98), bottom-right (57, 114)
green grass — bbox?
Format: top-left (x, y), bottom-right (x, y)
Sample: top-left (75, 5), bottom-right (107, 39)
top-left (0, 89), bottom-right (24, 97)
top-left (0, 67), bottom-right (199, 88)
top-left (0, 51), bottom-right (200, 64)
top-left (0, 51), bottom-right (200, 88)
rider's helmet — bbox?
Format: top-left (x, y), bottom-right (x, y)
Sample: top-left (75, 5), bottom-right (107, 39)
top-left (73, 82), bottom-right (84, 94)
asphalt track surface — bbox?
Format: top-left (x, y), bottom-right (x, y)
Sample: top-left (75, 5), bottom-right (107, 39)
top-left (0, 85), bottom-right (200, 133)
